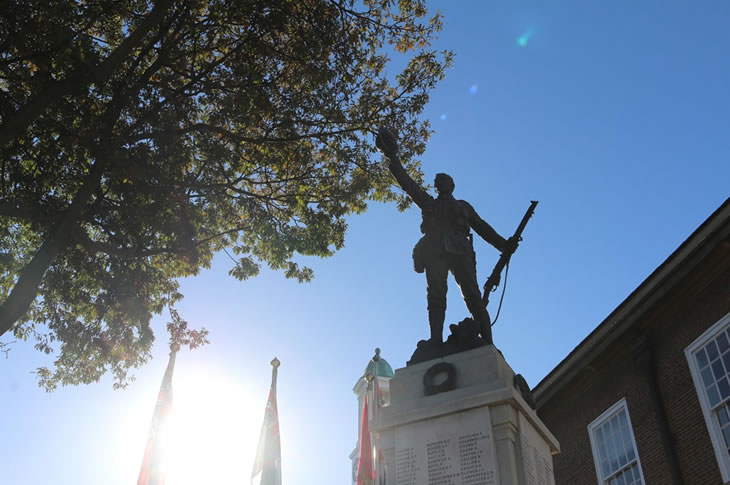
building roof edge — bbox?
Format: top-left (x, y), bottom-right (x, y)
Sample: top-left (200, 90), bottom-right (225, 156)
top-left (533, 198), bottom-right (730, 405)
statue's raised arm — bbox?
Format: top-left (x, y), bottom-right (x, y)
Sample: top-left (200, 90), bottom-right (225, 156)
top-left (376, 127), bottom-right (432, 209)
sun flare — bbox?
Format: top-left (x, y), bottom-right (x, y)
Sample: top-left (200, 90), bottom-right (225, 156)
top-left (161, 370), bottom-right (260, 485)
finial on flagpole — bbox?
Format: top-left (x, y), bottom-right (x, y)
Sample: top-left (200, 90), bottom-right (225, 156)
top-left (271, 357), bottom-right (280, 368)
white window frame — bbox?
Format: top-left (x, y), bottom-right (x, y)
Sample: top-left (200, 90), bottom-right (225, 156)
top-left (685, 311), bottom-right (730, 482)
top-left (587, 398), bottom-right (645, 485)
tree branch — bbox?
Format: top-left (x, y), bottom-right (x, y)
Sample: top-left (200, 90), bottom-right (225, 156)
top-left (0, 0), bottom-right (176, 147)
top-left (0, 201), bottom-right (54, 225)
top-left (126, 122), bottom-right (364, 145)
top-left (71, 225), bottom-right (177, 259)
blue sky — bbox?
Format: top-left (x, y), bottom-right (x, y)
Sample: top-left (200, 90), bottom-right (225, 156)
top-left (2, 2), bottom-right (729, 484)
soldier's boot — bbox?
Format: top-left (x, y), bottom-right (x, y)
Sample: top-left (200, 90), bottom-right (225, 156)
top-left (428, 308), bottom-right (445, 344)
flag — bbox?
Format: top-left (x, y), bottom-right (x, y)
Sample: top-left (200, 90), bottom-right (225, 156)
top-left (138, 350), bottom-right (176, 485)
top-left (252, 358), bottom-right (282, 485)
top-left (357, 394), bottom-right (374, 485)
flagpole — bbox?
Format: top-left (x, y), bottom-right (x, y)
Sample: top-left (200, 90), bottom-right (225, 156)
top-left (270, 356), bottom-right (279, 394)
top-left (269, 357), bottom-right (281, 485)
top-left (252, 357), bottom-right (282, 485)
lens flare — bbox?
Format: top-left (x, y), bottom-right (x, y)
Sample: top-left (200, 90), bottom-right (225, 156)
top-left (517, 31), bottom-right (533, 47)
top-left (440, 114), bottom-right (447, 121)
top-left (469, 84), bottom-right (478, 95)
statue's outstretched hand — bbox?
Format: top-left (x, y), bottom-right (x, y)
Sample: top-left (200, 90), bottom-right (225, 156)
top-left (376, 127), bottom-right (399, 158)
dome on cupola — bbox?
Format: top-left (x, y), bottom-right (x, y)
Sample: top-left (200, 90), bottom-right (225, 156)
top-left (363, 348), bottom-right (394, 378)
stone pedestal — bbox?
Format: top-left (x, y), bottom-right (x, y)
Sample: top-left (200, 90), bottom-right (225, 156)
top-left (371, 346), bottom-right (560, 485)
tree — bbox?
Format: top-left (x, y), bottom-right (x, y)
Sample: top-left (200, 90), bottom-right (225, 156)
top-left (0, 0), bottom-right (451, 389)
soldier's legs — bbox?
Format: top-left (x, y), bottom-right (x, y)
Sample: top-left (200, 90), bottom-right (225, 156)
top-left (450, 254), bottom-right (493, 344)
top-left (425, 258), bottom-right (449, 343)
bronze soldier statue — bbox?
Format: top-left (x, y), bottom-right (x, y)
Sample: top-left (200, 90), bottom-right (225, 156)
top-left (375, 127), bottom-right (516, 345)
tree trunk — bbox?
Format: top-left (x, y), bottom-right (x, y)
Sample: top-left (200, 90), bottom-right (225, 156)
top-left (0, 233), bottom-right (71, 336)
top-left (0, 155), bottom-right (109, 337)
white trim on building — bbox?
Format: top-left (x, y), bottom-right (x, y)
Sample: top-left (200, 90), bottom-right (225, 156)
top-left (587, 398), bottom-right (645, 485)
top-left (685, 311), bottom-right (730, 482)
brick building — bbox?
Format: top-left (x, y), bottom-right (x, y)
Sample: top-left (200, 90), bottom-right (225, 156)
top-left (534, 199), bottom-right (730, 484)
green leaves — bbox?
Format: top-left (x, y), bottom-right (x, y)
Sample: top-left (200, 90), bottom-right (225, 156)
top-left (228, 256), bottom-right (260, 281)
top-left (167, 307), bottom-right (209, 352)
top-left (0, 0), bottom-right (450, 389)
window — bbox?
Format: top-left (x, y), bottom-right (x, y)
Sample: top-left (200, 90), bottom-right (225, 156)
top-left (685, 311), bottom-right (730, 481)
top-left (587, 398), bottom-right (645, 485)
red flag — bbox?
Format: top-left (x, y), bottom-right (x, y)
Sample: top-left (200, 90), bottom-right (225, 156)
top-left (137, 351), bottom-right (176, 485)
top-left (252, 358), bottom-right (282, 485)
top-left (357, 394), bottom-right (374, 485)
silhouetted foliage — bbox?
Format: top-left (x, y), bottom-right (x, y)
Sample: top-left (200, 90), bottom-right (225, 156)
top-left (0, 0), bottom-right (451, 389)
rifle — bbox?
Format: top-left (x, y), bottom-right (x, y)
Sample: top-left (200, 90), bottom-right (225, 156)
top-left (482, 200), bottom-right (539, 306)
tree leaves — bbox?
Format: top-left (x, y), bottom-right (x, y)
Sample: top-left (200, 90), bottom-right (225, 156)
top-left (0, 0), bottom-right (451, 389)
